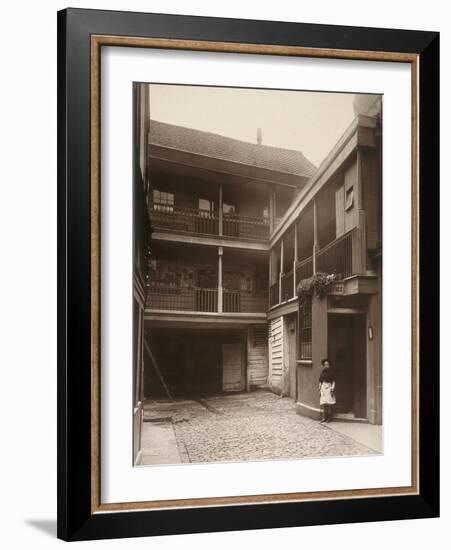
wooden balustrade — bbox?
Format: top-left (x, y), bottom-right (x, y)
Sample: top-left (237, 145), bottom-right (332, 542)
top-left (149, 206), bottom-right (219, 236)
top-left (195, 288), bottom-right (218, 312)
top-left (147, 285), bottom-right (268, 313)
top-left (269, 282), bottom-right (279, 307)
top-left (295, 256), bottom-right (313, 282)
top-left (222, 214), bottom-right (270, 240)
top-left (316, 228), bottom-right (355, 279)
top-left (223, 290), bottom-right (240, 313)
top-left (240, 290), bottom-right (268, 313)
top-left (146, 285), bottom-right (196, 311)
top-left (149, 206), bottom-right (268, 241)
top-left (281, 269), bottom-right (294, 302)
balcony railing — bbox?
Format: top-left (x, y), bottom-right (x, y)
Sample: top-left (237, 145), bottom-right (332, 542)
top-left (316, 229), bottom-right (354, 280)
top-left (149, 206), bottom-right (269, 241)
top-left (150, 206), bottom-right (219, 236)
top-left (295, 256), bottom-right (313, 282)
top-left (223, 290), bottom-right (268, 313)
top-left (223, 214), bottom-right (270, 241)
top-left (195, 288), bottom-right (218, 312)
top-left (281, 269), bottom-right (294, 302)
top-left (269, 282), bottom-right (279, 308)
top-left (270, 228), bottom-right (358, 308)
top-left (147, 284), bottom-right (267, 313)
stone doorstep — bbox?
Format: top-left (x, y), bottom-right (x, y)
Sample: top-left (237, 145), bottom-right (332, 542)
top-left (332, 413), bottom-right (368, 424)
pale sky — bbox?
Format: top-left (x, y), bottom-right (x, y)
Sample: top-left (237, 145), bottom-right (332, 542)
top-left (149, 84), bottom-right (356, 167)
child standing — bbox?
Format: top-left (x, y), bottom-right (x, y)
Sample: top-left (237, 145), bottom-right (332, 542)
top-left (319, 358), bottom-right (336, 423)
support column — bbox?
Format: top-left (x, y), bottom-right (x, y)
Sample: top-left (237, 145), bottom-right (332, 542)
top-left (293, 221), bottom-right (298, 297)
top-left (218, 246), bottom-right (223, 313)
top-left (313, 198), bottom-right (319, 274)
top-left (279, 239), bottom-right (284, 303)
top-left (270, 191), bottom-right (276, 233)
top-left (139, 308), bottom-right (145, 403)
top-left (219, 183), bottom-right (223, 236)
top-left (355, 149), bottom-right (367, 274)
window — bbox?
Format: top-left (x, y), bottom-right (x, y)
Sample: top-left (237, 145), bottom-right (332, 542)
top-left (223, 202), bottom-right (236, 215)
top-left (298, 297), bottom-right (312, 359)
top-left (197, 269), bottom-right (217, 289)
top-left (148, 259), bottom-right (179, 291)
top-left (199, 198), bottom-right (214, 212)
top-left (153, 189), bottom-right (174, 212)
top-left (252, 326), bottom-right (266, 347)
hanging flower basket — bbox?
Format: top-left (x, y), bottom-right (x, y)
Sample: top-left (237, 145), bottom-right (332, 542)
top-left (296, 271), bottom-right (337, 309)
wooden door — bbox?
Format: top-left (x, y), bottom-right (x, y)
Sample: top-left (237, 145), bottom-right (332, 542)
top-left (222, 342), bottom-right (243, 391)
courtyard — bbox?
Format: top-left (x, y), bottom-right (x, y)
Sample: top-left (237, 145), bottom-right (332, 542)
top-left (138, 390), bottom-right (382, 466)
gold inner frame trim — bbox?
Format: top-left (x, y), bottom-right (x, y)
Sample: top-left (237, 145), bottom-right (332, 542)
top-left (90, 34), bottom-right (420, 514)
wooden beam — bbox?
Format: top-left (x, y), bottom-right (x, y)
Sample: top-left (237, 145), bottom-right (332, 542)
top-left (143, 339), bottom-right (174, 402)
top-left (218, 183), bottom-right (223, 236)
top-left (152, 231), bottom-right (269, 251)
top-left (313, 198), bottom-right (318, 274)
top-left (279, 239), bottom-right (284, 303)
top-left (293, 220), bottom-right (298, 298)
top-left (218, 246), bottom-right (223, 313)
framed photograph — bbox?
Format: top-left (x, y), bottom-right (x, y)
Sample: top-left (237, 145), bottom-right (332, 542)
top-left (57, 8), bottom-right (439, 542)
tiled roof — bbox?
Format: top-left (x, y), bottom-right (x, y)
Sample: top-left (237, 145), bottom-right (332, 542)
top-left (149, 120), bottom-right (317, 179)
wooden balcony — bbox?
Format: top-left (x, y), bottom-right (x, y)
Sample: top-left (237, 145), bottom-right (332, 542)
top-left (270, 228), bottom-right (360, 308)
top-left (223, 290), bottom-right (268, 313)
top-left (269, 282), bottom-right (279, 308)
top-left (149, 206), bottom-right (269, 242)
top-left (150, 206), bottom-right (219, 236)
top-left (281, 269), bottom-right (294, 302)
top-left (146, 284), bottom-right (268, 313)
top-left (316, 228), bottom-right (355, 280)
top-left (295, 256), bottom-right (313, 281)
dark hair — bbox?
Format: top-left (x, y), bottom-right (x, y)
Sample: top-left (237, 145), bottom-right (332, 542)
top-left (321, 358), bottom-right (330, 366)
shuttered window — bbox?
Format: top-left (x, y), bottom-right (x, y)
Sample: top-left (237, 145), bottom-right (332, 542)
top-left (252, 326), bottom-right (267, 347)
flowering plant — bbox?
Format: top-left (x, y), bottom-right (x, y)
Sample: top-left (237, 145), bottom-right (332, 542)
top-left (296, 272), bottom-right (337, 309)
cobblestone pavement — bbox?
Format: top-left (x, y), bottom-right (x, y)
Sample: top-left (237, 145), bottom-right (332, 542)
top-left (143, 390), bottom-right (377, 464)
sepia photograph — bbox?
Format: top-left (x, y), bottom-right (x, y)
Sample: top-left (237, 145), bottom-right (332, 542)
top-left (132, 83), bottom-right (383, 467)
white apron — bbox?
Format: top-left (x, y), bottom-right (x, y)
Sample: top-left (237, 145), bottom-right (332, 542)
top-left (320, 382), bottom-right (336, 405)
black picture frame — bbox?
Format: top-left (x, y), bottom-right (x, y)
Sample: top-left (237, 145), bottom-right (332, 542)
top-left (57, 7), bottom-right (439, 542)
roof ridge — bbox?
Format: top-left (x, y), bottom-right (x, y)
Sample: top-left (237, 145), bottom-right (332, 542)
top-left (149, 119), bottom-right (315, 161)
top-left (149, 119), bottom-right (317, 179)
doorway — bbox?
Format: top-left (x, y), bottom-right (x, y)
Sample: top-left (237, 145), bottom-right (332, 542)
top-left (328, 313), bottom-right (367, 418)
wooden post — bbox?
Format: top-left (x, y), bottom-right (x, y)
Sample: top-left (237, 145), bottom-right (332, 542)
top-left (355, 149), bottom-right (367, 274)
top-left (218, 246), bottom-right (223, 313)
top-left (270, 191), bottom-right (276, 233)
top-left (219, 183), bottom-right (223, 236)
top-left (293, 221), bottom-right (298, 297)
top-left (139, 308), bottom-right (145, 403)
top-left (279, 239), bottom-right (284, 303)
top-left (313, 198), bottom-right (318, 274)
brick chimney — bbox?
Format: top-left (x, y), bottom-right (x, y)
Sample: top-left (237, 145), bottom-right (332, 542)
top-left (256, 127), bottom-right (263, 145)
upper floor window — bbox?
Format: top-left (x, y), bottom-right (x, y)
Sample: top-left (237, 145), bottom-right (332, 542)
top-left (199, 198), bottom-right (215, 212)
top-left (153, 189), bottom-right (174, 212)
top-left (223, 203), bottom-right (236, 215)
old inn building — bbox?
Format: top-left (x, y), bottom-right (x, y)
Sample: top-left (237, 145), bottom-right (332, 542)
top-left (134, 87), bottom-right (382, 464)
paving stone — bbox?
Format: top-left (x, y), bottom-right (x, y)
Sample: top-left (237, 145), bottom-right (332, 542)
top-left (143, 391), bottom-right (377, 465)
